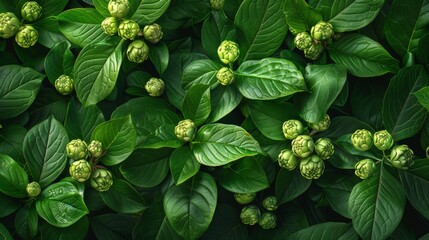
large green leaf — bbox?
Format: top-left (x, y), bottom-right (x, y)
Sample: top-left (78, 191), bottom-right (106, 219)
top-left (328, 34), bottom-right (399, 77)
top-left (44, 41), bottom-right (74, 85)
top-left (164, 172), bottom-right (217, 240)
top-left (295, 64), bottom-right (347, 123)
top-left (275, 168), bottom-right (311, 205)
top-left (182, 84), bottom-right (211, 126)
top-left (192, 124), bottom-right (263, 166)
top-left (382, 65), bottom-right (429, 141)
top-left (73, 41), bottom-right (124, 107)
top-left (39, 217), bottom-right (89, 240)
top-left (0, 65), bottom-right (44, 120)
top-left (284, 0), bottom-right (322, 34)
top-left (91, 116), bottom-right (137, 166)
top-left (130, 0), bottom-right (171, 25)
top-left (36, 182), bottom-right (89, 228)
top-left (287, 222), bottom-right (358, 240)
top-left (236, 58), bottom-right (307, 100)
top-left (100, 179), bottom-right (147, 214)
top-left (234, 0), bottom-right (287, 62)
top-left (169, 146), bottom-right (200, 185)
top-left (206, 85), bottom-right (243, 123)
top-left (23, 117), bottom-right (69, 188)
top-left (399, 167), bottom-right (429, 221)
top-left (15, 205), bottom-right (38, 240)
top-left (415, 86), bottom-right (429, 111)
top-left (349, 164), bottom-right (406, 240)
top-left (182, 59), bottom-right (222, 90)
top-left (0, 154), bottom-right (28, 198)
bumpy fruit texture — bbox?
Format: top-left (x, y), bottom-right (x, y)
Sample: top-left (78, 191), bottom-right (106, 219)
top-left (101, 17), bottom-right (119, 36)
top-left (354, 159), bottom-right (376, 179)
top-left (126, 40), bottom-right (149, 63)
top-left (69, 159), bottom-right (92, 182)
top-left (88, 140), bottom-right (103, 158)
top-left (282, 119), bottom-right (305, 140)
top-left (55, 75), bottom-right (74, 95)
top-left (304, 42), bottom-right (324, 60)
top-left (0, 12), bottom-right (20, 38)
top-left (90, 169), bottom-right (113, 192)
top-left (310, 21), bottom-right (334, 41)
top-left (351, 129), bottom-right (373, 151)
top-left (143, 23), bottom-right (163, 44)
top-left (210, 0), bottom-right (225, 10)
top-left (216, 67), bottom-right (235, 85)
top-left (262, 196), bottom-right (278, 211)
top-left (234, 192), bottom-right (256, 204)
top-left (299, 155), bottom-right (325, 179)
top-left (217, 40), bottom-right (240, 64)
top-left (308, 114), bottom-right (330, 131)
top-left (277, 149), bottom-right (299, 170)
top-left (66, 139), bottom-right (88, 160)
top-left (26, 182), bottom-right (41, 197)
top-left (107, 0), bottom-right (130, 18)
top-left (174, 119), bottom-right (197, 142)
top-left (21, 1), bottom-right (42, 22)
top-left (292, 135), bottom-right (314, 158)
top-left (294, 32), bottom-right (313, 50)
top-left (15, 25), bottom-right (38, 48)
top-left (118, 20), bottom-right (140, 40)
top-left (389, 145), bottom-right (414, 170)
top-left (240, 205), bottom-right (261, 225)
top-left (314, 138), bottom-right (334, 160)
top-left (145, 77), bottom-right (165, 97)
top-left (373, 130), bottom-right (394, 151)
top-left (259, 212), bottom-right (277, 230)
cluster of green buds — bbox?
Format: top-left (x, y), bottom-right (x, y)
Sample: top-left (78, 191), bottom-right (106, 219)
top-left (26, 181), bottom-right (41, 198)
top-left (234, 192), bottom-right (256, 205)
top-left (126, 40), bottom-right (149, 63)
top-left (21, 1), bottom-right (42, 22)
top-left (55, 74), bottom-right (74, 95)
top-left (217, 40), bottom-right (240, 65)
top-left (235, 192), bottom-right (278, 229)
top-left (216, 67), bottom-right (235, 86)
top-left (174, 119), bottom-right (197, 142)
top-left (293, 21), bottom-right (335, 60)
top-left (145, 77), bottom-right (165, 97)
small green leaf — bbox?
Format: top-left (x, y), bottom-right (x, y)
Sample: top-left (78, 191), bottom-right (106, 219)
top-left (149, 43), bottom-right (169, 75)
top-left (415, 86), bottom-right (429, 111)
top-left (207, 85), bottom-right (243, 123)
top-left (183, 84), bottom-right (211, 126)
top-left (169, 146), bottom-right (200, 185)
top-left (275, 168), bottom-right (311, 205)
top-left (0, 154), bottom-right (28, 198)
top-left (130, 0), bottom-right (171, 25)
top-left (100, 179), bottom-right (147, 214)
top-left (44, 41), bottom-right (74, 85)
top-left (15, 205), bottom-right (38, 240)
top-left (182, 59), bottom-right (222, 90)
top-left (33, 17), bottom-right (68, 49)
top-left (284, 0), bottom-right (322, 33)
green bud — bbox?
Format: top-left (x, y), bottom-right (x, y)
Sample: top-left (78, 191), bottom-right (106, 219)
top-left (101, 17), bottom-right (119, 36)
top-left (26, 181), bottom-right (41, 197)
top-left (174, 119), bottom-right (197, 142)
top-left (294, 32), bottom-right (313, 50)
top-left (66, 139), bottom-right (88, 160)
top-left (69, 159), bottom-right (92, 182)
top-left (15, 25), bottom-right (38, 48)
top-left (262, 196), bottom-right (278, 211)
top-left (314, 138), bottom-right (334, 160)
top-left (126, 39), bottom-right (149, 63)
top-left (304, 42), bottom-right (324, 60)
top-left (292, 135), bottom-right (315, 158)
top-left (21, 1), bottom-right (42, 22)
top-left (277, 148), bottom-right (299, 170)
top-left (351, 129), bottom-right (373, 151)
top-left (234, 192), bottom-right (256, 204)
top-left (282, 119), bottom-right (305, 140)
top-left (0, 12), bottom-right (20, 38)
top-left (240, 205), bottom-right (261, 225)
top-left (258, 212), bottom-right (277, 229)
top-left (143, 23), bottom-right (163, 44)
top-left (299, 154), bottom-right (325, 179)
top-left (373, 130), bottom-right (394, 151)
top-left (118, 19), bottom-right (140, 40)
top-left (55, 74), bottom-right (74, 95)
top-left (145, 77), bottom-right (165, 97)
top-left (389, 145), bottom-right (414, 170)
top-left (210, 0), bottom-right (225, 10)
top-left (308, 114), bottom-right (330, 131)
top-left (216, 67), bottom-right (235, 85)
top-left (90, 168), bottom-right (113, 192)
top-left (88, 140), bottom-right (103, 158)
top-left (354, 159), bottom-right (376, 179)
top-left (217, 40), bottom-right (240, 64)
top-left (108, 0), bottom-right (130, 18)
top-left (310, 21), bottom-right (334, 41)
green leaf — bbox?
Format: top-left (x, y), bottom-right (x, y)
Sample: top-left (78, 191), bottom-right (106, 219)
top-left (44, 41), bottom-right (74, 85)
top-left (415, 86), bottom-right (429, 111)
top-left (236, 58), bottom-right (306, 100)
top-left (416, 33), bottom-right (429, 65)
top-left (39, 217), bottom-right (89, 240)
top-left (36, 182), bottom-right (89, 228)
top-left (164, 172), bottom-right (217, 240)
top-left (0, 125), bottom-right (27, 164)
top-left (91, 213), bottom-right (136, 240)
top-left (0, 65), bottom-right (44, 120)
top-left (323, 176), bottom-right (359, 219)
top-left (0, 223), bottom-right (13, 240)
top-left (125, 71), bottom-right (152, 96)
top-left (385, 0), bottom-right (429, 56)
top-left (349, 164), bottom-right (406, 240)
top-left (23, 117), bottom-right (69, 188)
top-left (234, 0), bottom-right (287, 62)
top-left (217, 157), bottom-right (269, 193)
top-left (315, 0), bottom-right (384, 32)
top-left (149, 43), bottom-right (170, 75)
top-left (275, 168), bottom-right (311, 205)
top-left (207, 85), bottom-right (243, 123)
top-left (74, 41), bottom-right (124, 107)
top-left (399, 168), bottom-right (429, 221)
top-left (15, 205), bottom-right (38, 240)
top-left (91, 116), bottom-right (137, 166)
top-left (169, 146), bottom-right (201, 185)
top-left (183, 84), bottom-right (211, 126)
top-left (100, 179), bottom-right (147, 214)
top-left (0, 192), bottom-right (22, 217)
top-left (382, 65), bottom-right (429, 141)
top-left (328, 34), bottom-right (399, 77)
top-left (284, 0), bottom-right (322, 34)
top-left (192, 123), bottom-right (263, 166)
top-left (182, 59), bottom-right (222, 90)
top-left (350, 82), bottom-right (385, 130)
top-left (130, 0), bottom-right (171, 25)
top-left (0, 154), bottom-right (28, 198)
top-left (39, 0), bottom-right (68, 17)
top-left (295, 64), bottom-right (347, 123)
top-left (33, 17), bottom-right (68, 49)
top-left (120, 148), bottom-right (171, 188)
top-left (287, 222), bottom-right (358, 240)
top-left (93, 0), bottom-right (110, 16)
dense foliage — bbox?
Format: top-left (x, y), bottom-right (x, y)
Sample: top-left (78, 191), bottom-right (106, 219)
top-left (1, 0), bottom-right (429, 239)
